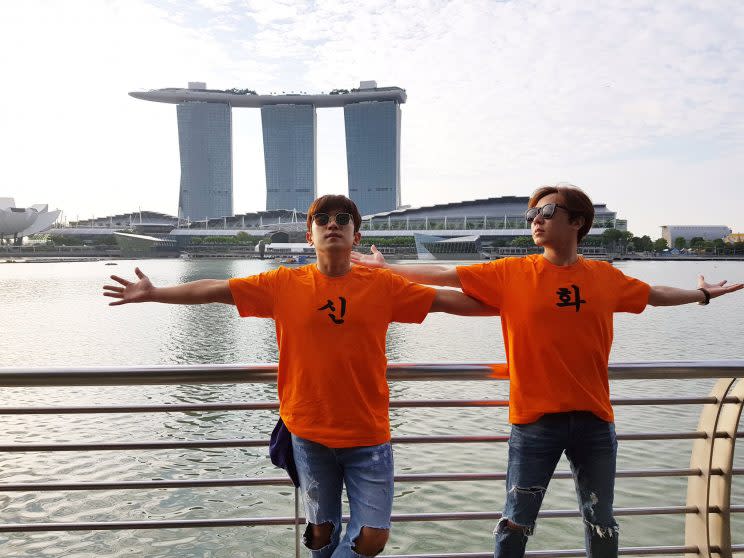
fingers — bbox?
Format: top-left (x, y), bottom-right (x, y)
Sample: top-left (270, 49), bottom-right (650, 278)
top-left (103, 285), bottom-right (124, 293)
top-left (371, 244), bottom-right (379, 254)
top-left (135, 267), bottom-right (146, 279)
top-left (108, 299), bottom-right (126, 306)
top-left (103, 292), bottom-right (123, 299)
top-left (109, 274), bottom-right (131, 286)
top-left (697, 274), bottom-right (704, 287)
top-left (710, 283), bottom-right (744, 298)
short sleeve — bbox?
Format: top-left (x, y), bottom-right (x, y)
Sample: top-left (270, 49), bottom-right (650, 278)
top-left (608, 266), bottom-right (650, 313)
top-left (228, 269), bottom-right (281, 318)
top-left (456, 260), bottom-right (507, 308)
top-left (387, 271), bottom-right (436, 323)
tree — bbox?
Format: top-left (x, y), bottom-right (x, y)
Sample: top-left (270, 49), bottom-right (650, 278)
top-left (510, 236), bottom-right (535, 247)
top-left (653, 238), bottom-right (668, 251)
top-left (630, 235), bottom-right (653, 252)
top-left (674, 237), bottom-right (687, 250)
top-left (602, 229), bottom-right (633, 252)
top-left (689, 237), bottom-right (706, 250)
top-left (638, 235), bottom-right (653, 252)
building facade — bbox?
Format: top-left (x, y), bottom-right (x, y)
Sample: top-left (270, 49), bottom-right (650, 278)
top-left (344, 100), bottom-right (401, 216)
top-left (261, 104), bottom-right (317, 211)
top-left (661, 225), bottom-right (732, 245)
top-left (131, 81), bottom-right (406, 216)
top-left (176, 101), bottom-right (233, 221)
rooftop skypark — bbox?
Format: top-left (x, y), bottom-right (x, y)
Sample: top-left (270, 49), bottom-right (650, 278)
top-left (130, 81), bottom-right (407, 108)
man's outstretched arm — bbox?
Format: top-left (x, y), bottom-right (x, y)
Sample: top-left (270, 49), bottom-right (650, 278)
top-left (648, 275), bottom-right (743, 306)
top-left (351, 245), bottom-right (461, 287)
top-left (103, 267), bottom-right (234, 306)
top-left (429, 289), bottom-right (500, 316)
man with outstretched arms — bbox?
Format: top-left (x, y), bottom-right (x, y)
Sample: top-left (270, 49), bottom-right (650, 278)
top-left (103, 195), bottom-right (498, 558)
top-left (351, 184), bottom-right (742, 558)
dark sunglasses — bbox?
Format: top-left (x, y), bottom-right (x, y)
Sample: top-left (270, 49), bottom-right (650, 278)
top-left (524, 203), bottom-right (571, 224)
top-left (312, 212), bottom-right (352, 226)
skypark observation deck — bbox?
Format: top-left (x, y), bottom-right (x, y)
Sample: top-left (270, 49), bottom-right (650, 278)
top-left (128, 87), bottom-right (407, 108)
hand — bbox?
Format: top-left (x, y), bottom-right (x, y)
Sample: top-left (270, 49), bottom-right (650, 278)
top-left (350, 245), bottom-right (387, 268)
top-left (103, 267), bottom-right (155, 306)
top-left (697, 275), bottom-right (744, 300)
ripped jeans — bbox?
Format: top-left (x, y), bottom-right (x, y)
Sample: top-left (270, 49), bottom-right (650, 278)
top-left (292, 434), bottom-right (394, 558)
top-left (495, 411), bottom-right (619, 558)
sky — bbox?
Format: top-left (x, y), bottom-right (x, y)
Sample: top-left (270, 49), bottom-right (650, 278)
top-left (1, 0), bottom-right (743, 238)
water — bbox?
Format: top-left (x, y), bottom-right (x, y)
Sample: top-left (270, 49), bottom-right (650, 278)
top-left (1, 259), bottom-right (743, 557)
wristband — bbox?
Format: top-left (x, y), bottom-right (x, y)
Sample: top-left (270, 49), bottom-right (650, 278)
top-left (698, 287), bottom-right (711, 305)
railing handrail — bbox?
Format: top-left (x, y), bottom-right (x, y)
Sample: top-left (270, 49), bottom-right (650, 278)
top-left (3, 361), bottom-right (744, 557)
top-left (0, 359), bottom-right (743, 386)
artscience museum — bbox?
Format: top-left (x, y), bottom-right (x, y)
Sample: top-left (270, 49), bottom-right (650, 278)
top-left (0, 198), bottom-right (61, 244)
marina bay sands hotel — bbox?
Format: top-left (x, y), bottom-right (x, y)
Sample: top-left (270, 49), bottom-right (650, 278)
top-left (130, 81), bottom-right (405, 220)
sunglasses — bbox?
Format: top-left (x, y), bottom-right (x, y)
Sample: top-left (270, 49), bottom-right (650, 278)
top-left (312, 212), bottom-right (353, 226)
top-left (524, 203), bottom-right (571, 224)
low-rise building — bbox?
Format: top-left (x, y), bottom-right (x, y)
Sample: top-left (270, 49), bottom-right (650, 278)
top-left (661, 225), bottom-right (732, 245)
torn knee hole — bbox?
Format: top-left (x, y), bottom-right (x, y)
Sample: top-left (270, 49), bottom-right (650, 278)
top-left (495, 517), bottom-right (535, 536)
top-left (508, 485), bottom-right (546, 496)
top-left (352, 526), bottom-right (389, 556)
top-left (303, 521), bottom-right (334, 550)
top-left (585, 520), bottom-right (619, 539)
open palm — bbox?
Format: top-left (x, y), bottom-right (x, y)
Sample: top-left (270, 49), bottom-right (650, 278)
top-left (103, 267), bottom-right (154, 306)
top-left (350, 245), bottom-right (387, 268)
top-left (698, 275), bottom-right (744, 300)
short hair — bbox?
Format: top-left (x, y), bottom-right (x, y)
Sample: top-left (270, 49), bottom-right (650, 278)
top-left (528, 183), bottom-right (594, 241)
top-left (306, 195), bottom-right (362, 232)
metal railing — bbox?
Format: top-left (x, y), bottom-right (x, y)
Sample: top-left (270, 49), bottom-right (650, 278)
top-left (1, 361), bottom-right (743, 557)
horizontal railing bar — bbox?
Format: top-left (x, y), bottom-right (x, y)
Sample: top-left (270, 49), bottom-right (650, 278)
top-left (0, 360), bottom-right (742, 386)
top-left (0, 468), bottom-right (705, 492)
top-left (381, 546), bottom-right (700, 558)
top-left (0, 433), bottom-right (710, 452)
top-left (0, 397), bottom-right (736, 415)
top-left (0, 506), bottom-right (701, 532)
top-left (0, 477), bottom-right (294, 490)
top-left (0, 403), bottom-right (281, 414)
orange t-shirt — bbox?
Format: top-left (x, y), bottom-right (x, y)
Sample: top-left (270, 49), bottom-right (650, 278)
top-left (229, 264), bottom-right (436, 448)
top-left (457, 255), bottom-right (650, 424)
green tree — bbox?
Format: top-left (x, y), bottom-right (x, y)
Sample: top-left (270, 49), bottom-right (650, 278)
top-left (674, 237), bottom-right (687, 250)
top-left (653, 238), bottom-right (668, 251)
top-left (602, 229), bottom-right (633, 252)
top-left (638, 235), bottom-right (653, 252)
top-left (689, 237), bottom-right (706, 250)
top-left (510, 236), bottom-right (535, 247)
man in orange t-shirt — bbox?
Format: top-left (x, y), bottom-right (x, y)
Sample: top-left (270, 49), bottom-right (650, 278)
top-left (352, 184), bottom-right (742, 558)
top-left (103, 195), bottom-right (497, 558)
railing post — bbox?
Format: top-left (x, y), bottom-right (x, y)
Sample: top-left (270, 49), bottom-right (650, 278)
top-left (685, 378), bottom-right (744, 558)
top-left (295, 486), bottom-right (301, 558)
top-left (709, 379), bottom-right (744, 557)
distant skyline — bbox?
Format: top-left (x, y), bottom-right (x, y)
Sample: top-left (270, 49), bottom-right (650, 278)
top-left (1, 1), bottom-right (743, 238)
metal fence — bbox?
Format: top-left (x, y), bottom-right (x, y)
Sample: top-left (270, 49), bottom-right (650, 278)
top-left (1, 361), bottom-right (743, 557)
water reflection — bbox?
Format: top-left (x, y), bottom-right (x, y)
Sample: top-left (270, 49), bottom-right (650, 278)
top-left (2, 259), bottom-right (744, 556)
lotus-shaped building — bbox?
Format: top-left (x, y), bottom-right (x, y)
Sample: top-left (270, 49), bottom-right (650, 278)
top-left (0, 198), bottom-right (61, 242)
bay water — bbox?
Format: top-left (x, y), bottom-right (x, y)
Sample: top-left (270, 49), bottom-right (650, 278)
top-left (1, 259), bottom-right (743, 557)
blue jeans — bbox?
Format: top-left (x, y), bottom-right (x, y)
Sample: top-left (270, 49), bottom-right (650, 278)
top-left (292, 434), bottom-right (394, 558)
top-left (495, 411), bottom-right (619, 558)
